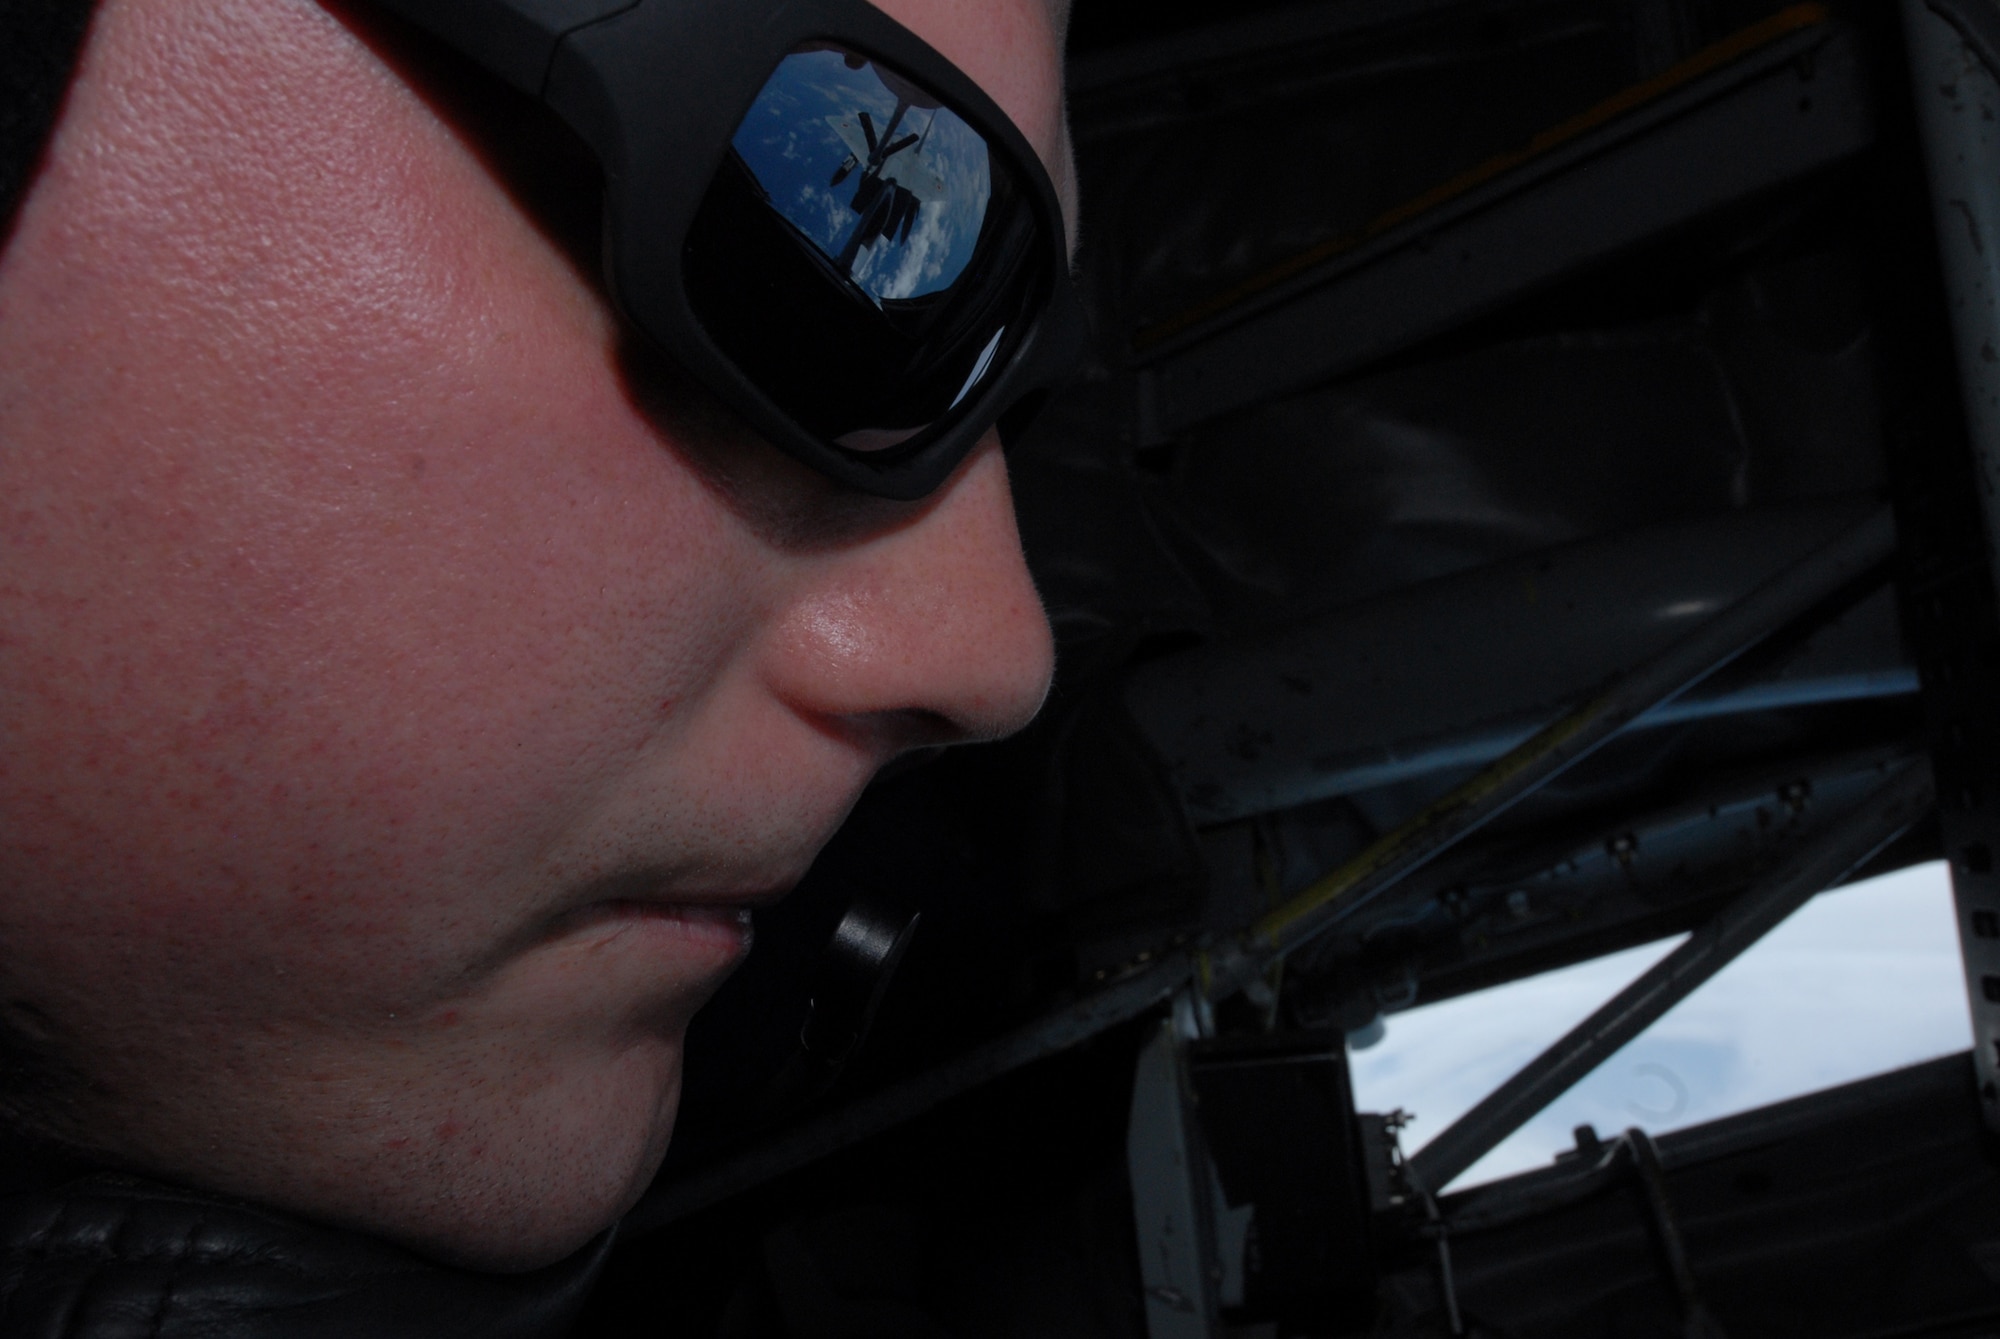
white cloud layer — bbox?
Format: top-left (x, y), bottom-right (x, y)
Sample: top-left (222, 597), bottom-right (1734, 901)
top-left (1350, 860), bottom-right (1973, 1189)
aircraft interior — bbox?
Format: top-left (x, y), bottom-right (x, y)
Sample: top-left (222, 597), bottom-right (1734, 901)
top-left (579, 0), bottom-right (2000, 1332)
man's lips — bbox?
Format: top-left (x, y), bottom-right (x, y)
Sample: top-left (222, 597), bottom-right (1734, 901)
top-left (538, 899), bottom-right (760, 974)
top-left (583, 899), bottom-right (755, 935)
top-left (539, 870), bottom-right (799, 959)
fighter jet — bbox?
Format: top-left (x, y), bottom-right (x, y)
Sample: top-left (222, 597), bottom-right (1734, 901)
top-left (824, 96), bottom-right (947, 274)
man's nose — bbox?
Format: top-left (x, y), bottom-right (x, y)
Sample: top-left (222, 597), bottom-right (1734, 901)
top-left (761, 437), bottom-right (1056, 751)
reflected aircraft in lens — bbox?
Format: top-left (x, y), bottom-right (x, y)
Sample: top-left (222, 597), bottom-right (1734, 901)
top-left (729, 47), bottom-right (993, 308)
top-left (824, 93), bottom-right (950, 276)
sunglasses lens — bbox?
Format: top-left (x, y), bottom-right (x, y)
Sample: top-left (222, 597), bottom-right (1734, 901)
top-left (684, 45), bottom-right (1047, 453)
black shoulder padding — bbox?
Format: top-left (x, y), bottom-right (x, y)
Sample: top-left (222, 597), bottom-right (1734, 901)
top-left (0, 1171), bottom-right (616, 1339)
top-left (0, 1), bottom-right (96, 251)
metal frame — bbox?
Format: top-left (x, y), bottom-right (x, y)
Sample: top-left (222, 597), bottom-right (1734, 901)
top-left (1126, 1019), bottom-right (1227, 1339)
top-left (1129, 7), bottom-right (1874, 441)
top-left (1127, 504), bottom-right (1910, 825)
top-left (627, 505), bottom-right (1897, 1232)
top-left (1194, 506), bottom-right (1897, 1002)
top-left (1902, 0), bottom-right (2000, 1134)
top-left (1404, 761), bottom-right (1934, 1193)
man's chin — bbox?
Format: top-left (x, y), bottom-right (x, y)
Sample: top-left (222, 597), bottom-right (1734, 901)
top-left (80, 1029), bottom-right (693, 1277)
top-left (389, 1049), bottom-right (686, 1274)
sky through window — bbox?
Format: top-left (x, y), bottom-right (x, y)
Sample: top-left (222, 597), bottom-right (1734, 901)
top-left (1349, 859), bottom-right (1973, 1189)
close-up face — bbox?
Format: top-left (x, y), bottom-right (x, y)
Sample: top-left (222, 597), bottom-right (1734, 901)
top-left (0, 0), bottom-right (1065, 1271)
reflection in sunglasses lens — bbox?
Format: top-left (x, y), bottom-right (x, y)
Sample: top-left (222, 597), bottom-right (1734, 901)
top-left (732, 48), bottom-right (993, 306)
top-left (683, 46), bottom-right (1044, 455)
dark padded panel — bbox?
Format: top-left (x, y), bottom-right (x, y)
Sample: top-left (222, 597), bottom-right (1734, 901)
top-left (0, 0), bottom-right (94, 250)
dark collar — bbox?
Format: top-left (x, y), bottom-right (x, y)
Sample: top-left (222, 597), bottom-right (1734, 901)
top-left (0, 1157), bottom-right (611, 1339)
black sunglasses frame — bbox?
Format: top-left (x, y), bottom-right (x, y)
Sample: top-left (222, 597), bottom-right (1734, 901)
top-left (371, 0), bottom-right (1084, 500)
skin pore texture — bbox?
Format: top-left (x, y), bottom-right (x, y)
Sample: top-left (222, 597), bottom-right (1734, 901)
top-left (0, 0), bottom-right (1068, 1271)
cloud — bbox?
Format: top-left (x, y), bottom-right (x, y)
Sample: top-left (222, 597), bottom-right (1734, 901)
top-left (795, 184), bottom-right (850, 249)
top-left (1349, 861), bottom-right (1972, 1189)
top-left (876, 200), bottom-right (955, 301)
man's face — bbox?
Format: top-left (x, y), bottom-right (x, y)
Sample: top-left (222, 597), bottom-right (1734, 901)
top-left (0, 0), bottom-right (1063, 1270)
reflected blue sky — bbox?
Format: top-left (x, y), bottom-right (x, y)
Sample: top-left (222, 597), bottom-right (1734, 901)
top-left (731, 48), bottom-right (992, 304)
top-left (1349, 860), bottom-right (1974, 1188)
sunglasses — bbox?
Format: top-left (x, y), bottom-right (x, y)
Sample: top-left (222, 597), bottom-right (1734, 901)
top-left (372, 0), bottom-right (1085, 500)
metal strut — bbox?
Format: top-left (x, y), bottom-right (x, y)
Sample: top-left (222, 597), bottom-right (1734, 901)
top-left (1623, 1129), bottom-right (1729, 1339)
top-left (627, 506), bottom-right (1897, 1233)
top-left (1901, 0), bottom-right (2000, 1137)
top-left (1405, 761), bottom-right (1934, 1194)
top-left (1419, 1192), bottom-right (1466, 1338)
top-left (1195, 504), bottom-right (1898, 1004)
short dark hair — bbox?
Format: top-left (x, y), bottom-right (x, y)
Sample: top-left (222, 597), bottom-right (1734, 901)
top-left (1, 0), bottom-right (95, 246)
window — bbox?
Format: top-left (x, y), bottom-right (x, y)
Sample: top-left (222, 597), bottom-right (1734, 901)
top-left (1349, 860), bottom-right (1973, 1190)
